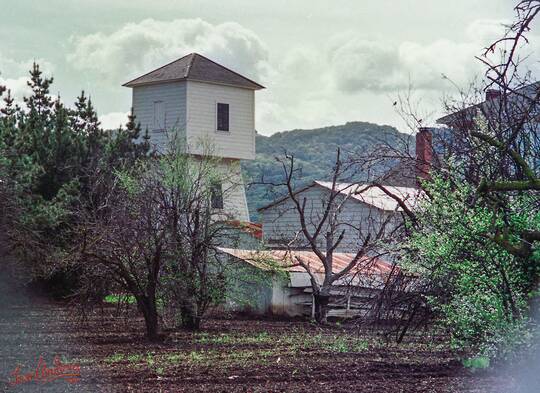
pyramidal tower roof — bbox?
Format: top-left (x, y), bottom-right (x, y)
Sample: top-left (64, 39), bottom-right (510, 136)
top-left (123, 53), bottom-right (264, 90)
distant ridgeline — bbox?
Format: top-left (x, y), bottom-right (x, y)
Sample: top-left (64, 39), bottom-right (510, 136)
top-left (242, 121), bottom-right (413, 222)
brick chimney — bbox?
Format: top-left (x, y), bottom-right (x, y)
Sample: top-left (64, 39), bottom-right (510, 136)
top-left (485, 89), bottom-right (500, 100)
top-left (415, 127), bottom-right (433, 185)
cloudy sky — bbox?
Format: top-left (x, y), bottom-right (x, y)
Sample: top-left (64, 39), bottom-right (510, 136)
top-left (0, 0), bottom-right (538, 134)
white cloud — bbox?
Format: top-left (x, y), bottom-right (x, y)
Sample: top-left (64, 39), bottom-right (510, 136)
top-left (99, 111), bottom-right (128, 130)
top-left (0, 76), bottom-right (30, 102)
top-left (254, 18), bottom-right (528, 133)
top-left (64, 17), bottom-right (540, 135)
top-left (323, 19), bottom-right (535, 94)
top-left (0, 53), bottom-right (55, 103)
top-left (67, 18), bottom-right (271, 85)
top-left (465, 19), bottom-right (509, 45)
top-left (326, 36), bottom-right (482, 93)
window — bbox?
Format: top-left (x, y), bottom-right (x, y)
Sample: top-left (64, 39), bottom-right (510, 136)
top-left (216, 103), bottom-right (229, 131)
top-left (153, 101), bottom-right (165, 131)
top-left (210, 182), bottom-right (224, 209)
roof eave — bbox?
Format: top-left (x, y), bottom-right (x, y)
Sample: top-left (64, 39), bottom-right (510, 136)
top-left (122, 77), bottom-right (188, 88)
top-left (185, 78), bottom-right (265, 90)
top-left (123, 77), bottom-right (264, 90)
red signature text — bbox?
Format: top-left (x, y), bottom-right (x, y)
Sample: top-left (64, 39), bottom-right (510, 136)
top-left (9, 356), bottom-right (81, 386)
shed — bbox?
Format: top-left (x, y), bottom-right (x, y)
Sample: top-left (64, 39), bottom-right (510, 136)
top-left (218, 247), bottom-right (397, 317)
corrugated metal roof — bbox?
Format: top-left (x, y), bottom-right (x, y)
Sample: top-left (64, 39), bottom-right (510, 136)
top-left (123, 53), bottom-right (264, 90)
top-left (315, 181), bottom-right (421, 211)
top-left (218, 248), bottom-right (395, 276)
top-left (258, 181), bottom-right (422, 212)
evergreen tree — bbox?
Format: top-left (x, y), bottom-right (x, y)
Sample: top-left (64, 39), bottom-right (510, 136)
top-left (0, 63), bottom-right (151, 296)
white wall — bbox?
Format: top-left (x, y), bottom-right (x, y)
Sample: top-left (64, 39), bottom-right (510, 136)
top-left (186, 81), bottom-right (255, 160)
top-left (261, 185), bottom-right (396, 253)
top-left (132, 82), bottom-right (187, 152)
top-left (218, 159), bottom-right (250, 222)
top-left (131, 80), bottom-right (255, 222)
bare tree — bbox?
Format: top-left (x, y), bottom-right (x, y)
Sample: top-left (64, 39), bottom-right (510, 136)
top-left (435, 1), bottom-right (540, 261)
top-left (261, 149), bottom-right (399, 323)
top-left (73, 143), bottom-right (237, 339)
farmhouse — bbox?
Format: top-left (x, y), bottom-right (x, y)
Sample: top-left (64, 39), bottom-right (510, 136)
top-left (217, 177), bottom-right (422, 316)
top-left (437, 82), bottom-right (540, 129)
top-left (259, 181), bottom-right (420, 253)
top-left (123, 53), bottom-right (428, 318)
top-left (123, 53), bottom-right (264, 221)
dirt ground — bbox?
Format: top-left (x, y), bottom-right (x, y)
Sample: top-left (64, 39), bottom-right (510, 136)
top-left (0, 282), bottom-right (516, 393)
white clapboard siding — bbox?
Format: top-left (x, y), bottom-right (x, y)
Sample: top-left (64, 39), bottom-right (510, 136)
top-left (132, 82), bottom-right (187, 152)
top-left (219, 159), bottom-right (250, 222)
top-left (131, 78), bottom-right (255, 221)
top-left (262, 186), bottom-right (397, 253)
top-left (186, 81), bottom-right (255, 160)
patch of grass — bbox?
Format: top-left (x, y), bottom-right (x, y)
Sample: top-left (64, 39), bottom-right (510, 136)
top-left (260, 349), bottom-right (274, 356)
top-left (327, 336), bottom-right (349, 353)
top-left (104, 294), bottom-right (136, 304)
top-left (146, 352), bottom-right (155, 367)
top-left (189, 351), bottom-right (204, 363)
top-left (462, 356), bottom-right (490, 370)
top-left (196, 333), bottom-right (232, 345)
top-left (249, 331), bottom-right (270, 343)
top-left (351, 339), bottom-right (369, 352)
top-left (196, 331), bottom-right (273, 346)
top-left (73, 357), bottom-right (93, 365)
top-left (105, 353), bottom-right (125, 363)
top-left (127, 354), bottom-right (142, 363)
top-left (297, 334), bottom-right (372, 353)
top-left (166, 353), bottom-right (183, 364)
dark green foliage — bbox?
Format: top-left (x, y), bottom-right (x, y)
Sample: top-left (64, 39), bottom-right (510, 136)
top-left (0, 63), bottom-right (149, 295)
top-left (243, 121), bottom-right (411, 221)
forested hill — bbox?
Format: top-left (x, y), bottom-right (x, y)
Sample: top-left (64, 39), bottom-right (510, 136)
top-left (242, 121), bottom-right (412, 222)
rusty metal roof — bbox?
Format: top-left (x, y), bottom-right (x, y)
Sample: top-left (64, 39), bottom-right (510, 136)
top-left (218, 248), bottom-right (395, 276)
top-left (123, 53), bottom-right (265, 90)
top-left (225, 220), bottom-right (263, 239)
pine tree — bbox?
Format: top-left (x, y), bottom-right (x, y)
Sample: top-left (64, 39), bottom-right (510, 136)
top-left (1, 89), bottom-right (17, 117)
top-left (109, 108), bottom-right (151, 165)
top-left (0, 90), bottom-right (18, 148)
top-left (24, 62), bottom-right (54, 118)
top-left (1, 62), bottom-right (153, 297)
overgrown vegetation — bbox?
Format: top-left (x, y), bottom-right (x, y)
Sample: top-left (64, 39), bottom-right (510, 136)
top-left (393, 0), bottom-right (540, 362)
top-left (74, 139), bottom-right (258, 339)
top-left (0, 65), bottom-right (267, 340)
top-left (0, 63), bottom-right (149, 295)
top-left (402, 175), bottom-right (537, 359)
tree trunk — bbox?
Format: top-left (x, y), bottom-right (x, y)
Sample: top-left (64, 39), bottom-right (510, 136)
top-left (313, 292), bottom-right (330, 324)
top-left (137, 298), bottom-right (161, 341)
top-left (180, 301), bottom-right (201, 330)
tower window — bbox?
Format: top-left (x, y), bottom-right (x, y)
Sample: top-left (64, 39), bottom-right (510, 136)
top-left (210, 182), bottom-right (224, 209)
top-left (153, 101), bottom-right (165, 131)
top-left (217, 103), bottom-right (229, 131)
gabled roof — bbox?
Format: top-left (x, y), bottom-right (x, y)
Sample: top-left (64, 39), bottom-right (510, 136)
top-left (258, 181), bottom-right (422, 212)
top-left (436, 81), bottom-right (540, 125)
top-left (123, 53), bottom-right (265, 90)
